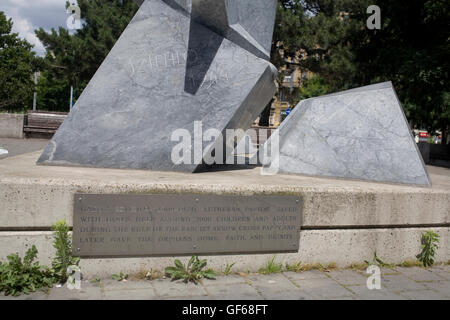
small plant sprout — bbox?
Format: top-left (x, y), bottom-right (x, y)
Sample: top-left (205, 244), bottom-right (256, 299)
top-left (365, 251), bottom-right (393, 268)
top-left (165, 256), bottom-right (216, 284)
top-left (112, 272), bottom-right (129, 281)
top-left (223, 262), bottom-right (236, 276)
top-left (258, 256), bottom-right (283, 275)
top-left (89, 277), bottom-right (101, 284)
top-left (417, 231), bottom-right (440, 267)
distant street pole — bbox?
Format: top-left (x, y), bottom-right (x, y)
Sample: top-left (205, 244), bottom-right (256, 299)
top-left (32, 72), bottom-right (38, 111)
top-left (70, 86), bottom-right (74, 110)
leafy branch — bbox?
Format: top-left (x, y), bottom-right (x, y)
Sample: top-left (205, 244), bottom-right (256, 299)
top-left (417, 231), bottom-right (440, 267)
top-left (51, 220), bottom-right (80, 283)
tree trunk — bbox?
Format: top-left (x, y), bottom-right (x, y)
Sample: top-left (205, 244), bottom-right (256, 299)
top-left (443, 126), bottom-right (449, 145)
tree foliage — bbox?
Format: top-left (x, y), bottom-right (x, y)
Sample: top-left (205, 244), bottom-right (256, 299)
top-left (298, 75), bottom-right (330, 100)
top-left (22, 0), bottom-right (450, 135)
top-left (273, 0), bottom-right (449, 134)
top-left (0, 12), bottom-right (38, 112)
top-left (35, 0), bottom-right (139, 111)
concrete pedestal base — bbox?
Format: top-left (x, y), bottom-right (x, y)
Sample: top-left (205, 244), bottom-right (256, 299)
top-left (1, 151), bottom-right (449, 276)
top-left (0, 114), bottom-right (24, 139)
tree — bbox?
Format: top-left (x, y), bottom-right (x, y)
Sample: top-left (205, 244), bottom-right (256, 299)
top-left (0, 12), bottom-right (38, 112)
top-left (273, 0), bottom-right (373, 90)
top-left (37, 71), bottom-right (71, 112)
top-left (298, 75), bottom-right (330, 100)
top-left (272, 0), bottom-right (449, 141)
top-left (360, 0), bottom-right (450, 138)
top-left (35, 0), bottom-right (139, 111)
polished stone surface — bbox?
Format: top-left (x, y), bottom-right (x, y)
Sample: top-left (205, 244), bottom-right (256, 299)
top-left (262, 82), bottom-right (431, 186)
top-left (38, 0), bottom-right (277, 172)
top-left (135, 0), bottom-right (277, 60)
top-left (190, 0), bottom-right (277, 60)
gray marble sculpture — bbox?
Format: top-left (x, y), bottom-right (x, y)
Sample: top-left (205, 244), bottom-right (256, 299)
top-left (37, 0), bottom-right (278, 172)
top-left (261, 82), bottom-right (431, 186)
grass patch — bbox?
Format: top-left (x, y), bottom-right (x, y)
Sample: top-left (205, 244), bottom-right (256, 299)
top-left (258, 256), bottom-right (283, 275)
top-left (326, 262), bottom-right (338, 270)
top-left (146, 269), bottom-right (164, 280)
top-left (285, 262), bottom-right (334, 273)
top-left (222, 262), bottom-right (236, 276)
top-left (347, 262), bottom-right (369, 271)
top-left (300, 263), bottom-right (327, 272)
top-left (131, 268), bottom-right (148, 280)
top-left (129, 268), bottom-right (164, 281)
top-left (130, 268), bottom-right (164, 281)
top-left (285, 261), bottom-right (303, 272)
top-left (397, 260), bottom-right (423, 268)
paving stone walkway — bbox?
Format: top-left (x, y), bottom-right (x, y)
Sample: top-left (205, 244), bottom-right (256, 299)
top-left (1, 265), bottom-right (449, 300)
top-left (0, 138), bottom-right (50, 158)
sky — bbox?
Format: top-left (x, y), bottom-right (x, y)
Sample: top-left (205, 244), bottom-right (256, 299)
top-left (2, 0), bottom-right (77, 56)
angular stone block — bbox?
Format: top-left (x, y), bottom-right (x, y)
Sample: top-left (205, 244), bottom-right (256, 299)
top-left (38, 0), bottom-right (277, 172)
top-left (261, 82), bottom-right (431, 186)
top-left (190, 0), bottom-right (277, 60)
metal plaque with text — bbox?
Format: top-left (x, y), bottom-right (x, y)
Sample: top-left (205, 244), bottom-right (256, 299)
top-left (73, 193), bottom-right (302, 257)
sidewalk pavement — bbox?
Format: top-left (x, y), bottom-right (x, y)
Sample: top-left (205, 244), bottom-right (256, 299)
top-left (0, 138), bottom-right (49, 158)
top-left (1, 265), bottom-right (449, 300)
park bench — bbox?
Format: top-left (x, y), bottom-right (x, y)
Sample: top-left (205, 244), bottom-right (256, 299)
top-left (249, 126), bottom-right (277, 148)
top-left (23, 111), bottom-right (68, 135)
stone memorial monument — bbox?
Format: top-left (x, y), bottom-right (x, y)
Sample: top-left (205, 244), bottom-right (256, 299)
top-left (260, 82), bottom-right (431, 186)
top-left (37, 0), bottom-right (278, 172)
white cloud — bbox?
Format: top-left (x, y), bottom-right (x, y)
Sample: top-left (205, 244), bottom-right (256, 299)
top-left (9, 14), bottom-right (46, 54)
top-left (2, 0), bottom-right (76, 56)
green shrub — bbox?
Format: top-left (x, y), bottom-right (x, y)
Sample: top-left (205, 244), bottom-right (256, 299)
top-left (417, 231), bottom-right (440, 267)
top-left (0, 245), bottom-right (55, 296)
top-left (258, 256), bottom-right (283, 274)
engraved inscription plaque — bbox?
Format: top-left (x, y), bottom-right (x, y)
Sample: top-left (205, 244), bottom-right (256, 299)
top-left (73, 193), bottom-right (302, 257)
